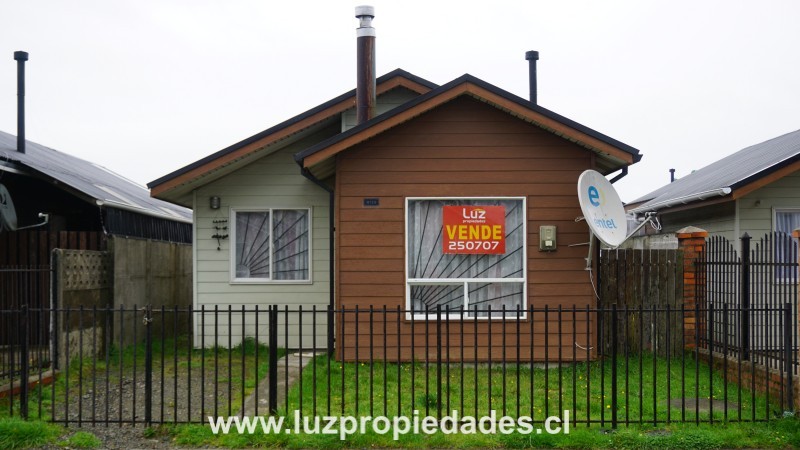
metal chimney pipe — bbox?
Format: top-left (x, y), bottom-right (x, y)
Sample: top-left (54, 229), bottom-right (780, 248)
top-left (669, 168), bottom-right (676, 183)
top-left (525, 50), bottom-right (539, 104)
top-left (14, 51), bottom-right (28, 154)
top-left (356, 5), bottom-right (376, 124)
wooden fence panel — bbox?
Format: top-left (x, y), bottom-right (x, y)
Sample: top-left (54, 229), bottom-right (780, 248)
top-left (599, 248), bottom-right (684, 357)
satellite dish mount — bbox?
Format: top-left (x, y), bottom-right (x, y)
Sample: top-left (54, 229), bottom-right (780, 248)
top-left (0, 183), bottom-right (49, 232)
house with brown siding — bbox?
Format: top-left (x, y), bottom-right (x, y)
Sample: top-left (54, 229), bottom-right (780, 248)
top-left (149, 0), bottom-right (641, 359)
top-left (295, 74), bottom-right (641, 360)
top-left (150, 63), bottom-right (642, 358)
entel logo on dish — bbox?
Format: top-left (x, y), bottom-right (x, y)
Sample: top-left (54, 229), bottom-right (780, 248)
top-left (587, 186), bottom-right (603, 207)
top-left (587, 185), bottom-right (619, 230)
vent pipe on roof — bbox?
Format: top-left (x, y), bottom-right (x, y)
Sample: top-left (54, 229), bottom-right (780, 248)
top-left (14, 51), bottom-right (28, 154)
top-left (669, 168), bottom-right (675, 183)
top-left (356, 5), bottom-right (376, 124)
top-left (525, 50), bottom-right (539, 104)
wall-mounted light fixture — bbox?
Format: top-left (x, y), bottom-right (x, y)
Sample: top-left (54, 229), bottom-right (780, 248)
top-left (210, 196), bottom-right (221, 210)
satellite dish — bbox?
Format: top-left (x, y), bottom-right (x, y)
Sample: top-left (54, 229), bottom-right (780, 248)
top-left (0, 183), bottom-right (18, 231)
top-left (577, 170), bottom-right (627, 247)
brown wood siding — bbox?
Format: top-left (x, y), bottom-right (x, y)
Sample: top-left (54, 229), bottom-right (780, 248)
top-left (335, 96), bottom-right (598, 361)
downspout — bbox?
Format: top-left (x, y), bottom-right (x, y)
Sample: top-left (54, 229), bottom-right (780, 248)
top-left (593, 165), bottom-right (627, 310)
top-left (300, 167), bottom-right (335, 351)
top-left (609, 166), bottom-right (628, 184)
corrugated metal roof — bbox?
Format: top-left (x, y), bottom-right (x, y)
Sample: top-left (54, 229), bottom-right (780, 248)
top-left (0, 130), bottom-right (191, 222)
top-left (630, 128), bottom-right (800, 212)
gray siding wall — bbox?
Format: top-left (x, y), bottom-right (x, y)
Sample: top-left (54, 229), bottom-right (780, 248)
top-left (187, 88), bottom-right (424, 347)
top-left (192, 143), bottom-right (331, 348)
top-left (649, 201), bottom-right (736, 243)
top-left (739, 170), bottom-right (800, 239)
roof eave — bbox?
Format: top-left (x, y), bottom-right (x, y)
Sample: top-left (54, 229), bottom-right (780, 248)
top-left (298, 76), bottom-right (641, 170)
top-left (149, 72), bottom-right (437, 201)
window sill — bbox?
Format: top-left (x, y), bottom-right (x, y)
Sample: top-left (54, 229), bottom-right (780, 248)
top-left (229, 279), bottom-right (313, 285)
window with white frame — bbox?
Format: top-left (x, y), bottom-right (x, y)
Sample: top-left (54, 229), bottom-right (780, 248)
top-left (406, 198), bottom-right (526, 318)
top-left (231, 208), bottom-right (310, 282)
top-left (775, 209), bottom-right (800, 282)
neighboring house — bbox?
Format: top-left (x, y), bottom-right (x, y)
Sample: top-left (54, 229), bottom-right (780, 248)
top-left (149, 64), bottom-right (643, 358)
top-left (0, 130), bottom-right (193, 345)
top-left (627, 129), bottom-right (800, 246)
top-left (626, 129), bottom-right (800, 355)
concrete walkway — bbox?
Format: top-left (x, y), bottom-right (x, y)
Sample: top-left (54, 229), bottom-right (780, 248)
top-left (237, 351), bottom-right (322, 417)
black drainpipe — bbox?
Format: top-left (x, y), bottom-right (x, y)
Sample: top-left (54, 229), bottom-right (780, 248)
top-left (14, 51), bottom-right (28, 154)
top-left (300, 167), bottom-right (335, 352)
top-left (609, 166), bottom-right (628, 184)
top-left (525, 50), bottom-right (539, 104)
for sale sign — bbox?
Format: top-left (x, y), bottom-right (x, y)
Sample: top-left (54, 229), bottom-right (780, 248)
top-left (442, 205), bottom-right (506, 254)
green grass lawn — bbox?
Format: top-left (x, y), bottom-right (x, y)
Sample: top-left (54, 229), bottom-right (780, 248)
top-left (155, 351), bottom-right (798, 449)
top-left (3, 345), bottom-right (798, 449)
top-left (281, 351), bottom-right (778, 425)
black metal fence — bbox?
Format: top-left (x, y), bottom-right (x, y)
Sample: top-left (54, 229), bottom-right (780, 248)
top-left (698, 232), bottom-right (799, 372)
top-left (1, 304), bottom-right (796, 428)
top-left (0, 266), bottom-right (51, 347)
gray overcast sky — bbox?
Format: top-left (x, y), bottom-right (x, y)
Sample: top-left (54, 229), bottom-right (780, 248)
top-left (2, 0), bottom-right (799, 202)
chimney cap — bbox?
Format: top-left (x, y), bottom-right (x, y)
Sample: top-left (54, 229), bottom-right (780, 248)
top-left (14, 51), bottom-right (28, 61)
top-left (525, 50), bottom-right (539, 61)
top-left (355, 5), bottom-right (375, 18)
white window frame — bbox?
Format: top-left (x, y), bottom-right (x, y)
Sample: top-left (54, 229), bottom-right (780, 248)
top-left (405, 196), bottom-right (527, 320)
top-left (772, 207), bottom-right (800, 283)
top-left (229, 207), bottom-right (312, 284)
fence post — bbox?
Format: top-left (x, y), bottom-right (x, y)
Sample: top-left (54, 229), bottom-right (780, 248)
top-left (793, 228), bottom-right (800, 410)
top-left (676, 227), bottom-right (708, 350)
top-left (20, 304), bottom-right (29, 420)
top-left (436, 304), bottom-right (443, 418)
top-left (786, 302), bottom-right (795, 412)
top-left (268, 305), bottom-right (278, 415)
top-left (327, 304), bottom-right (334, 356)
top-left (51, 250), bottom-right (60, 371)
top-left (611, 303), bottom-right (618, 429)
top-left (740, 233), bottom-right (751, 361)
top-left (143, 304), bottom-right (153, 426)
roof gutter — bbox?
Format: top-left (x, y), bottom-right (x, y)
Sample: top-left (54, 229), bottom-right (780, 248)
top-left (629, 187), bottom-right (732, 214)
top-left (95, 199), bottom-right (192, 223)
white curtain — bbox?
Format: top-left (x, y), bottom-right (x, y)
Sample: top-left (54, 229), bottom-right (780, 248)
top-left (234, 209), bottom-right (309, 280)
top-left (235, 211), bottom-right (270, 278)
top-left (407, 199), bottom-right (524, 316)
top-left (273, 209), bottom-right (309, 280)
